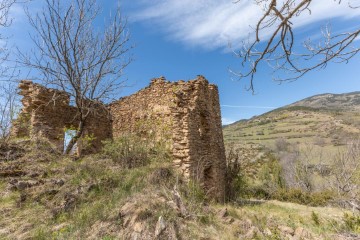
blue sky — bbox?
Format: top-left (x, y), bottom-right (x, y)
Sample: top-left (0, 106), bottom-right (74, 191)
top-left (5, 0), bottom-right (360, 124)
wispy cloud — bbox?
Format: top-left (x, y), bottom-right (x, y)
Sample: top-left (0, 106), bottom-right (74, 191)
top-left (221, 104), bottom-right (275, 109)
top-left (131, 0), bottom-right (360, 50)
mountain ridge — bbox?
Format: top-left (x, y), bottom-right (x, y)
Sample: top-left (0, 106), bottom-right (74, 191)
top-left (286, 91), bottom-right (360, 111)
top-left (225, 90), bottom-right (360, 128)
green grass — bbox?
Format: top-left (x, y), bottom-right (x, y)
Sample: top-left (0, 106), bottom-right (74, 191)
top-left (1, 133), bottom-right (360, 239)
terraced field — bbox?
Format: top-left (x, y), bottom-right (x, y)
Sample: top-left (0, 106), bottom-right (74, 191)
top-left (223, 93), bottom-right (360, 191)
top-left (224, 107), bottom-right (360, 152)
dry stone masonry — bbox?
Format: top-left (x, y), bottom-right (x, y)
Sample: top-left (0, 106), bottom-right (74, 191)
top-left (11, 80), bottom-right (112, 154)
top-left (12, 76), bottom-right (226, 201)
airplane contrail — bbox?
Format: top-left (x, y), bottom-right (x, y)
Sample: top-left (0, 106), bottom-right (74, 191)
top-left (221, 105), bottom-right (276, 109)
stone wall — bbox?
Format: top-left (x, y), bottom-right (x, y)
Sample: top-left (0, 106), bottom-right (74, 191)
top-left (13, 76), bottom-right (226, 201)
top-left (11, 80), bottom-right (112, 154)
top-left (110, 76), bottom-right (226, 201)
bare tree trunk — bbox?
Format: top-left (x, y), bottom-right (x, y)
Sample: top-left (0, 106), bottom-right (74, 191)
top-left (64, 119), bottom-right (85, 155)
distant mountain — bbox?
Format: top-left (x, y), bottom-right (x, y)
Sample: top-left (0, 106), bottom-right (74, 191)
top-left (286, 91), bottom-right (360, 111)
top-left (222, 91), bottom-right (360, 196)
top-left (223, 90), bottom-right (360, 163)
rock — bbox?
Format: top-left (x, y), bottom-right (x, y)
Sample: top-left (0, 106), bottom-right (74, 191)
top-left (14, 180), bottom-right (40, 190)
top-left (224, 217), bottom-right (235, 224)
top-left (154, 216), bottom-right (166, 238)
top-left (238, 218), bottom-right (253, 232)
top-left (53, 179), bottom-right (65, 186)
top-left (61, 193), bottom-right (77, 211)
top-left (16, 193), bottom-right (27, 207)
top-left (218, 208), bottom-right (228, 218)
top-left (294, 227), bottom-right (313, 239)
top-left (149, 168), bottom-right (172, 184)
top-left (0, 170), bottom-right (26, 177)
top-left (133, 222), bottom-right (144, 233)
top-left (28, 171), bottom-right (40, 178)
top-left (243, 226), bottom-right (262, 239)
top-left (263, 228), bottom-right (272, 236)
top-left (131, 232), bottom-right (140, 240)
top-left (173, 187), bottom-right (188, 217)
top-left (278, 225), bottom-right (295, 236)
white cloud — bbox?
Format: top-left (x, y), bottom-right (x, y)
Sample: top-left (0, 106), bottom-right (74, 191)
top-left (131, 0), bottom-right (360, 50)
top-left (221, 104), bottom-right (275, 109)
top-left (222, 117), bottom-right (235, 125)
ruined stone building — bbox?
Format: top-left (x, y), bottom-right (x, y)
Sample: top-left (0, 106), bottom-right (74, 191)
top-left (12, 76), bottom-right (227, 201)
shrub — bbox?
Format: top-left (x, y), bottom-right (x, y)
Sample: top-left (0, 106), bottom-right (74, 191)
top-left (225, 146), bottom-right (249, 201)
top-left (256, 130), bottom-right (264, 136)
top-left (102, 135), bottom-right (171, 168)
top-left (102, 135), bottom-right (151, 168)
top-left (272, 188), bottom-right (333, 206)
top-left (311, 211), bottom-right (320, 226)
top-left (342, 213), bottom-right (360, 233)
top-left (258, 155), bottom-right (285, 194)
top-left (274, 138), bottom-right (290, 152)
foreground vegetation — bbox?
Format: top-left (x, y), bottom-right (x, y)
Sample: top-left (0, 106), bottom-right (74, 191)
top-left (1, 136), bottom-right (359, 239)
top-left (224, 105), bottom-right (360, 207)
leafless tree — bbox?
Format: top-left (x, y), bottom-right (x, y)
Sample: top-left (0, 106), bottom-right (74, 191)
top-left (18, 0), bottom-right (132, 154)
top-left (329, 140), bottom-right (360, 210)
top-left (0, 0), bottom-right (18, 80)
top-left (0, 83), bottom-right (19, 141)
top-left (233, 0), bottom-right (360, 92)
top-left (0, 1), bottom-right (28, 142)
top-left (278, 143), bottom-right (324, 192)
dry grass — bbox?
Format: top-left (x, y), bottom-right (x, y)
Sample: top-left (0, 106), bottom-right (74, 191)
top-left (1, 138), bottom-right (359, 239)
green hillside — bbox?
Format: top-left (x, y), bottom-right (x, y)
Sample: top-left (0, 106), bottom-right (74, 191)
top-left (224, 92), bottom-right (360, 149)
top-left (223, 92), bottom-right (360, 214)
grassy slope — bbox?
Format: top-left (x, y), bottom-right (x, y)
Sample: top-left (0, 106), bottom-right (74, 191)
top-left (223, 107), bottom-right (360, 170)
top-left (224, 91), bottom-right (360, 150)
top-left (223, 104), bottom-right (360, 205)
top-left (1, 140), bottom-right (359, 239)
top-left (224, 108), bottom-right (360, 147)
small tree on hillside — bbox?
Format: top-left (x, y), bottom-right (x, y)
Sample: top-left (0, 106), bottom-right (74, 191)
top-left (18, 0), bottom-right (132, 154)
top-left (0, 0), bottom-right (20, 79)
top-left (329, 140), bottom-right (360, 210)
top-left (0, 1), bottom-right (26, 141)
top-left (234, 0), bottom-right (360, 91)
top-left (0, 83), bottom-right (18, 141)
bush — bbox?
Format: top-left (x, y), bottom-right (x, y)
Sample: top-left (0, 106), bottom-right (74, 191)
top-left (342, 213), bottom-right (360, 234)
top-left (311, 211), bottom-right (320, 226)
top-left (272, 188), bottom-right (333, 206)
top-left (102, 135), bottom-right (151, 168)
top-left (102, 135), bottom-right (171, 168)
top-left (225, 146), bottom-right (249, 201)
top-left (275, 138), bottom-right (290, 152)
top-left (258, 155), bottom-right (285, 194)
top-left (245, 185), bottom-right (271, 199)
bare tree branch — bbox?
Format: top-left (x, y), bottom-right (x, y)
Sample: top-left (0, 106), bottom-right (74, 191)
top-left (233, 0), bottom-right (360, 92)
top-left (0, 83), bottom-right (19, 141)
top-left (329, 139), bottom-right (360, 207)
top-left (0, 0), bottom-right (19, 81)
